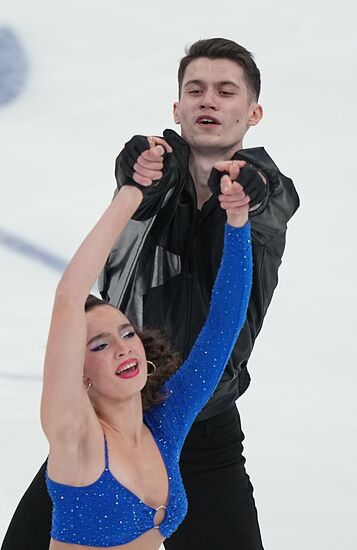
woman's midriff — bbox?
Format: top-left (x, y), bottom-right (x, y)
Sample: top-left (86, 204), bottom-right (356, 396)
top-left (49, 527), bottom-right (164, 550)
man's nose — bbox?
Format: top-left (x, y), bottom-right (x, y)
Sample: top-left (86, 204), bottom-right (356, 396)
top-left (200, 89), bottom-right (217, 109)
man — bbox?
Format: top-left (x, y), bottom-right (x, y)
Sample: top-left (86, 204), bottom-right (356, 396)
top-left (1, 38), bottom-right (299, 550)
top-left (100, 38), bottom-right (299, 549)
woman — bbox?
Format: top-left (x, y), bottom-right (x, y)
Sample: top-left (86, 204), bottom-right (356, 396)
top-left (42, 137), bottom-right (253, 549)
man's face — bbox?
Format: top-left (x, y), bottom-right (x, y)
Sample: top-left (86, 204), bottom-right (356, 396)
top-left (173, 57), bottom-right (262, 157)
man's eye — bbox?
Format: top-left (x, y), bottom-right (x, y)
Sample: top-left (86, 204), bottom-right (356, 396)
top-left (91, 343), bottom-right (108, 352)
top-left (220, 91), bottom-right (234, 96)
top-left (189, 89), bottom-right (202, 95)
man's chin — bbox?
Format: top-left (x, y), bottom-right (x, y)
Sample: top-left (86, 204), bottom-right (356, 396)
top-left (186, 135), bottom-right (241, 156)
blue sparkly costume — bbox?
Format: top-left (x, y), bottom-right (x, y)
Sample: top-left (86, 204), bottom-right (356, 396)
top-left (46, 223), bottom-right (253, 547)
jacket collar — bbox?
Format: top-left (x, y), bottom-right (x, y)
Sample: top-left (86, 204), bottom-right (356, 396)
top-left (162, 129), bottom-right (279, 173)
top-left (163, 129), bottom-right (190, 166)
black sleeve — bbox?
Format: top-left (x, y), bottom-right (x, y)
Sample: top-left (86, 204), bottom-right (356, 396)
top-left (232, 170), bottom-right (299, 396)
top-left (233, 147), bottom-right (300, 242)
top-left (233, 228), bottom-right (287, 395)
top-left (250, 170), bottom-right (300, 242)
top-left (218, 146), bottom-right (300, 396)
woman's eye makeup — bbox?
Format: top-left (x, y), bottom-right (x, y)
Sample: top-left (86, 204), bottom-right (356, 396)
top-left (122, 328), bottom-right (135, 339)
top-left (88, 326), bottom-right (135, 351)
top-left (90, 342), bottom-right (108, 352)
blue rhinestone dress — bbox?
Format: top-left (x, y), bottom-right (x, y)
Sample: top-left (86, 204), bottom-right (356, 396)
top-left (46, 223), bottom-right (253, 547)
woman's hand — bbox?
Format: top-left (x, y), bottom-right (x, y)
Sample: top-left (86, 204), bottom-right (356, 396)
top-left (132, 136), bottom-right (172, 186)
top-left (214, 160), bottom-right (250, 227)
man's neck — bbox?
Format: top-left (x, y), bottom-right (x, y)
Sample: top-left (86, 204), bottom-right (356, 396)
top-left (188, 144), bottom-right (243, 209)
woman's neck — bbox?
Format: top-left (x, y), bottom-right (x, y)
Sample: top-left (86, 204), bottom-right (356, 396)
top-left (96, 394), bottom-right (145, 447)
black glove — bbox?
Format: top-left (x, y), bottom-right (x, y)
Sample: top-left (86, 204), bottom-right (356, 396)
top-left (115, 135), bottom-right (173, 195)
top-left (208, 163), bottom-right (268, 207)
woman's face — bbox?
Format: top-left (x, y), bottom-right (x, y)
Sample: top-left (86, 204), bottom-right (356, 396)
top-left (84, 305), bottom-right (147, 403)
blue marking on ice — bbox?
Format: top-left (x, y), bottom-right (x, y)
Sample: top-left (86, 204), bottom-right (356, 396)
top-left (0, 228), bottom-right (67, 272)
top-left (0, 26), bottom-right (28, 106)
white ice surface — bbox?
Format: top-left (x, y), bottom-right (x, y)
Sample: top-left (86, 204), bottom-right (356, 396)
top-left (0, 1), bottom-right (356, 548)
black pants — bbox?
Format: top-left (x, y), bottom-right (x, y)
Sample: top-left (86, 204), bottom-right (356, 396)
top-left (1, 460), bottom-right (51, 550)
top-left (164, 406), bottom-right (264, 550)
top-left (1, 406), bottom-right (263, 550)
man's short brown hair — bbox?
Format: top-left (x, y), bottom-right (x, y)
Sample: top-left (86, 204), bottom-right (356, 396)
top-left (178, 38), bottom-right (261, 101)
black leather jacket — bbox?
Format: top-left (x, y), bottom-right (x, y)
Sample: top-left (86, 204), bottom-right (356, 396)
top-left (99, 129), bottom-right (300, 421)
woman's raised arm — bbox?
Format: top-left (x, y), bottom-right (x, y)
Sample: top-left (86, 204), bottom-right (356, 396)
top-left (41, 186), bottom-right (143, 440)
top-left (41, 141), bottom-right (168, 442)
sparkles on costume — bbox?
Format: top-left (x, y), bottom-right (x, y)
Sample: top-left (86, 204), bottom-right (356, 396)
top-left (46, 223), bottom-right (252, 547)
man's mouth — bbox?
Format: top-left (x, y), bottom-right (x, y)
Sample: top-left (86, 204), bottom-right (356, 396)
top-left (196, 115), bottom-right (221, 126)
top-left (115, 360), bottom-right (139, 379)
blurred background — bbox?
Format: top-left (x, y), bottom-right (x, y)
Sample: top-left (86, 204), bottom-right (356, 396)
top-left (0, 1), bottom-right (356, 548)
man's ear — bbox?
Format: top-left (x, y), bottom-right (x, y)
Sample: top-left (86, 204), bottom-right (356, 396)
top-left (173, 102), bottom-right (180, 124)
top-left (248, 103), bottom-right (263, 127)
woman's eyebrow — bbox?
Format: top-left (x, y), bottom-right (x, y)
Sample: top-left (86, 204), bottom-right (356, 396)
top-left (86, 324), bottom-right (132, 346)
top-left (87, 332), bottom-right (111, 346)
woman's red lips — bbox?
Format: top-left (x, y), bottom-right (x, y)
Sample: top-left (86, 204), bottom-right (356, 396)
top-left (116, 359), bottom-right (139, 378)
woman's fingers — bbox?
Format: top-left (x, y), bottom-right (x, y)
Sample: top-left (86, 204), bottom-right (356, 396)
top-left (218, 177), bottom-right (250, 216)
top-left (147, 136), bottom-right (172, 153)
top-left (214, 159), bottom-right (246, 182)
top-left (132, 136), bottom-right (171, 186)
top-left (219, 179), bottom-right (248, 200)
top-left (133, 160), bottom-right (163, 179)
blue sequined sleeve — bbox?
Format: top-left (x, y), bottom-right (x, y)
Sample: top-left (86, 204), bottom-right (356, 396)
top-left (146, 223), bottom-right (253, 452)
